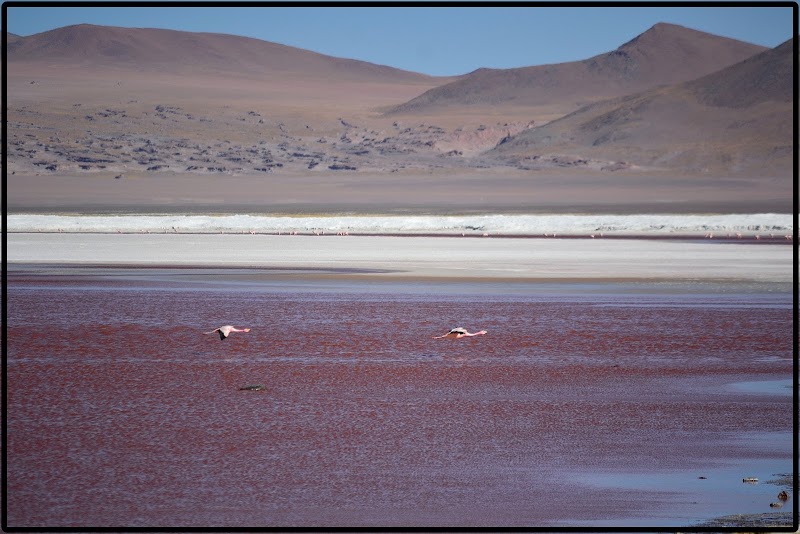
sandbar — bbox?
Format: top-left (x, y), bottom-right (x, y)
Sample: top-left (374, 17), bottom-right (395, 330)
top-left (6, 233), bottom-right (793, 284)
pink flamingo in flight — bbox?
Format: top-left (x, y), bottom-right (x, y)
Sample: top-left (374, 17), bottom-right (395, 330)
top-left (433, 327), bottom-right (488, 339)
top-left (204, 325), bottom-right (251, 340)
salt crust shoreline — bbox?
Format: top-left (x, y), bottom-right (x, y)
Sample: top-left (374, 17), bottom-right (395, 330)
top-left (6, 212), bottom-right (793, 237)
top-left (6, 233), bottom-right (793, 283)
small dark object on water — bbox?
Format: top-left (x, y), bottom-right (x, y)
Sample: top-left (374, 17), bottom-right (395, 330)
top-left (743, 477), bottom-right (759, 483)
top-left (698, 476), bottom-right (707, 479)
top-left (770, 502), bottom-right (784, 508)
top-left (778, 490), bottom-right (789, 501)
top-left (239, 384), bottom-right (265, 391)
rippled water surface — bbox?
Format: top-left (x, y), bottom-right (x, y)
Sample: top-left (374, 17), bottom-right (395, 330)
top-left (6, 272), bottom-right (794, 528)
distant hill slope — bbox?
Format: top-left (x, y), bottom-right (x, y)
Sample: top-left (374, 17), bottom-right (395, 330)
top-left (685, 35), bottom-right (794, 108)
top-left (388, 23), bottom-right (767, 114)
top-left (7, 23), bottom-right (442, 84)
top-left (488, 38), bottom-right (793, 176)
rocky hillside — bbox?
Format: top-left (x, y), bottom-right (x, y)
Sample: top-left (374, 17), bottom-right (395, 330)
top-left (488, 38), bottom-right (793, 176)
top-left (5, 23), bottom-right (792, 179)
top-left (387, 23), bottom-right (767, 114)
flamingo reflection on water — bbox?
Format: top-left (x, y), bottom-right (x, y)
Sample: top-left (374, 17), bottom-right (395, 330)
top-left (204, 325), bottom-right (251, 340)
top-left (433, 327), bottom-right (487, 339)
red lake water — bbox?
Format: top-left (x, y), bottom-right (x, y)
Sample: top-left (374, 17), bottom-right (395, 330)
top-left (5, 268), bottom-right (794, 528)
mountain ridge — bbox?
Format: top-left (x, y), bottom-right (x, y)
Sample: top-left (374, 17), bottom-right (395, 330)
top-left (487, 37), bottom-right (793, 175)
top-left (387, 22), bottom-right (768, 114)
top-left (7, 23), bottom-right (445, 84)
top-left (4, 22), bottom-right (793, 193)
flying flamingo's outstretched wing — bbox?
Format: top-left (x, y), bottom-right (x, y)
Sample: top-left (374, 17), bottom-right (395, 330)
top-left (433, 327), bottom-right (465, 339)
top-left (204, 327), bottom-right (226, 340)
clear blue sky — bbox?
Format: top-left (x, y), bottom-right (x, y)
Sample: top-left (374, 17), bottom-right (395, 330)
top-left (4, 4), bottom-right (795, 76)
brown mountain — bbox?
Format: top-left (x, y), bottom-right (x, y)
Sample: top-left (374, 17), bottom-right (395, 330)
top-left (685, 36), bottom-right (794, 108)
top-left (5, 23), bottom-right (459, 181)
top-left (7, 23), bottom-right (440, 84)
top-left (488, 38), bottom-right (794, 176)
top-left (5, 23), bottom-right (792, 214)
top-left (388, 23), bottom-right (767, 115)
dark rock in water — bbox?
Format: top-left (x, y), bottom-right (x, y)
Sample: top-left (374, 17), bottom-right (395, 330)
top-left (239, 384), bottom-right (265, 391)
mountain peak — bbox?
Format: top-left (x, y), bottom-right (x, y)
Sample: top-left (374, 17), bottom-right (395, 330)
top-left (388, 22), bottom-right (767, 115)
top-left (618, 21), bottom-right (760, 53)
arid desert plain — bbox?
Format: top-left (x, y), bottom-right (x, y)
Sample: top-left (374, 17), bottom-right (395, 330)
top-left (5, 19), bottom-right (795, 529)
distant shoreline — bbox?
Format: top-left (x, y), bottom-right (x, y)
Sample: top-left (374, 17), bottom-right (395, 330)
top-left (7, 204), bottom-right (794, 216)
top-left (5, 231), bottom-right (793, 244)
top-left (7, 212), bottom-right (793, 238)
top-left (6, 171), bottom-right (793, 217)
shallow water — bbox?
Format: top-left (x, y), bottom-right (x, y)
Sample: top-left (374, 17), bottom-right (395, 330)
top-left (5, 271), bottom-right (794, 528)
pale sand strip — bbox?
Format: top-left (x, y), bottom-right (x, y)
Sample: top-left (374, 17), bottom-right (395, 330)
top-left (6, 233), bottom-right (792, 283)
